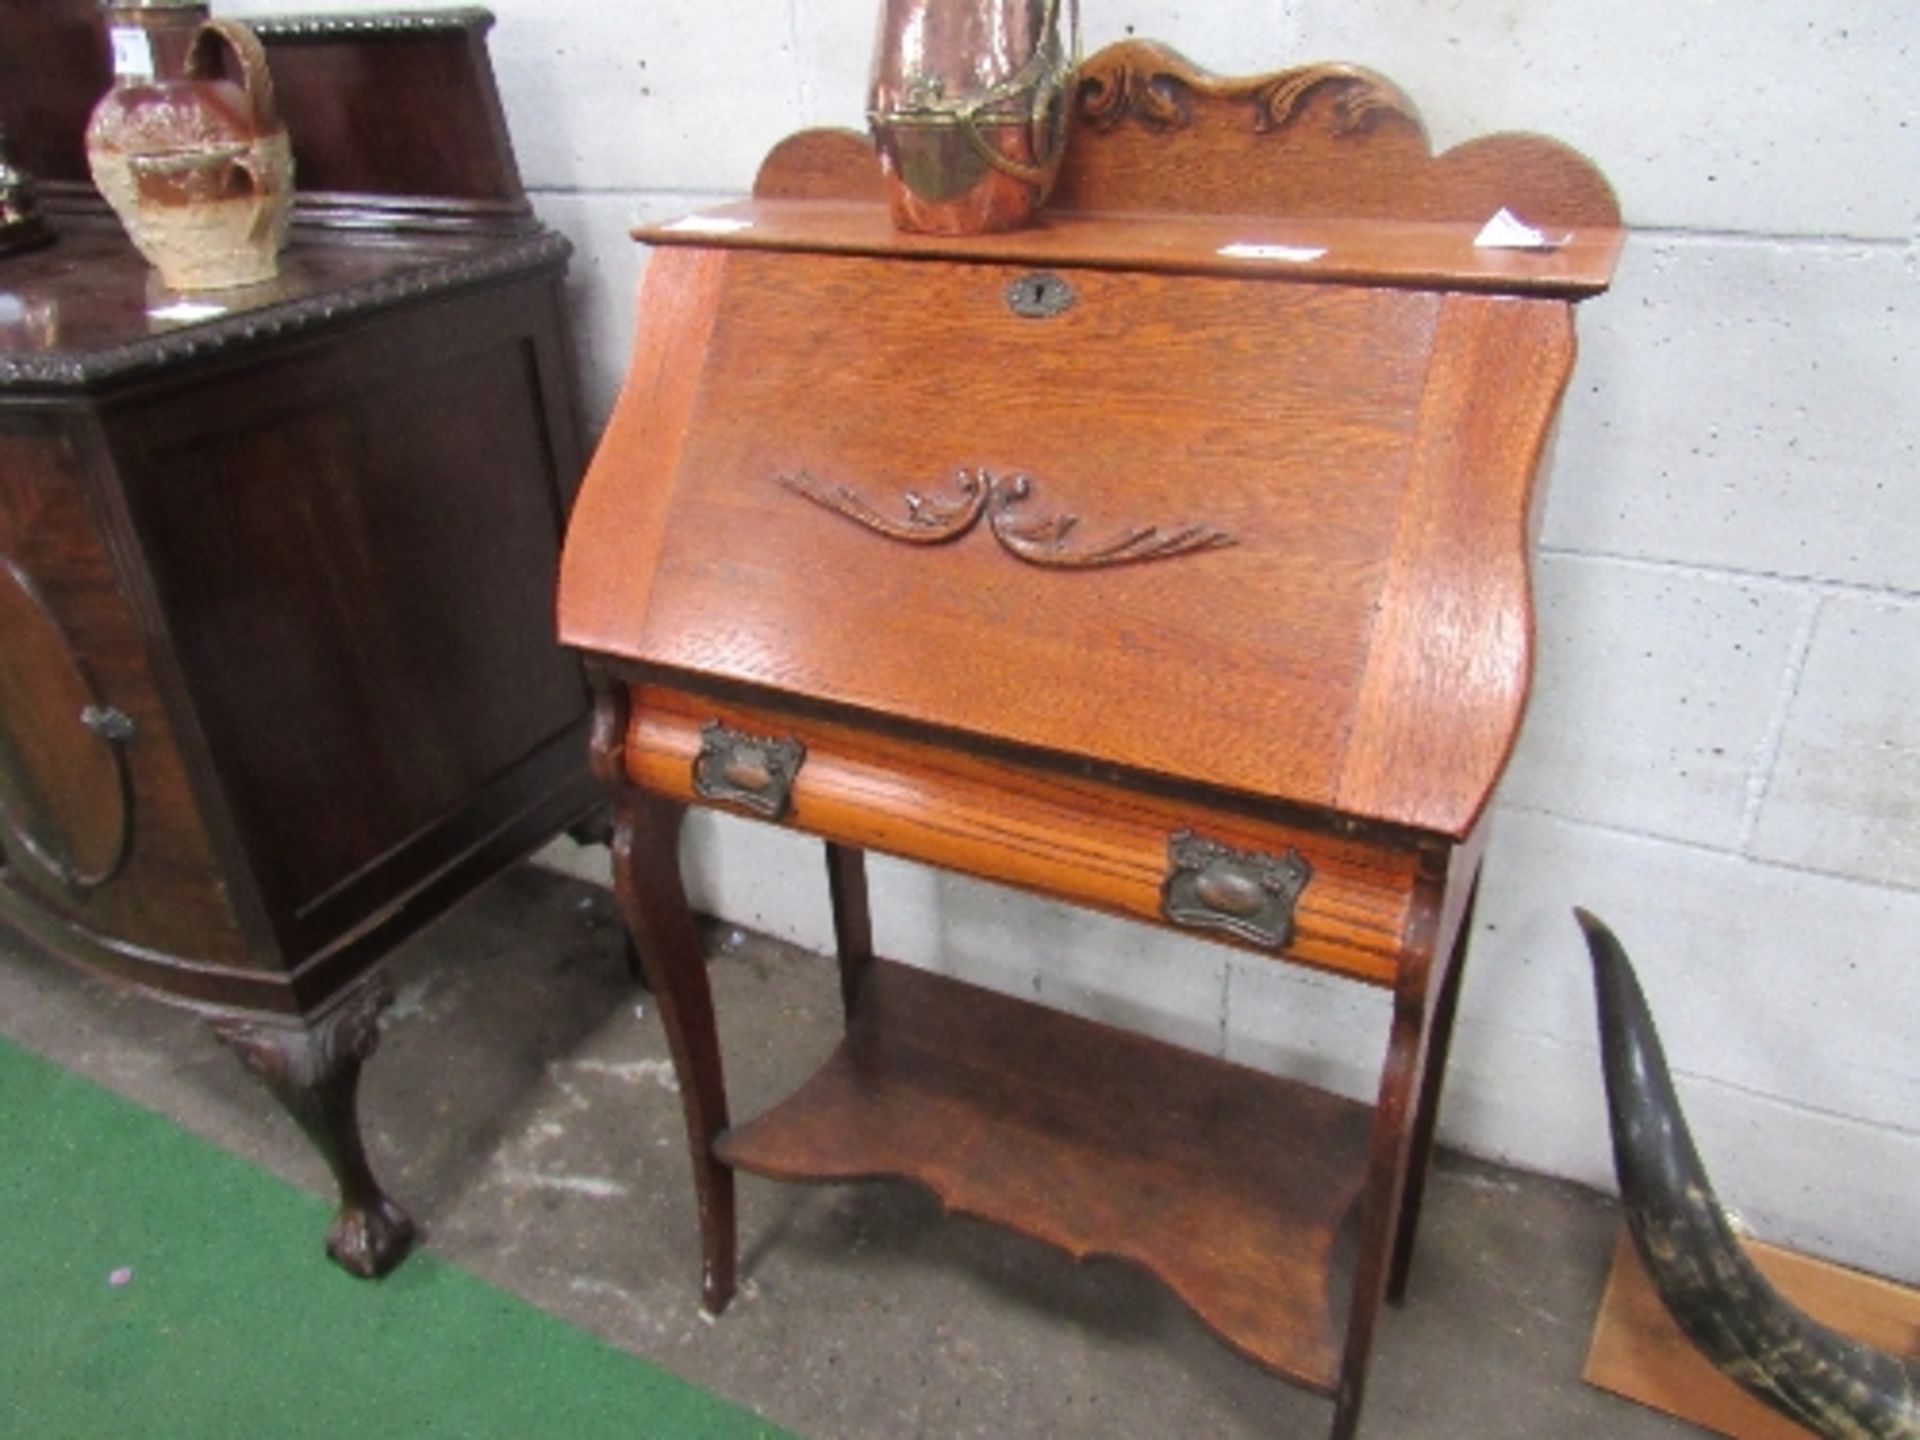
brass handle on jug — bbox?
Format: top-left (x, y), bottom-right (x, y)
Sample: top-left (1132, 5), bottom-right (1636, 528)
top-left (942, 0), bottom-right (1071, 189)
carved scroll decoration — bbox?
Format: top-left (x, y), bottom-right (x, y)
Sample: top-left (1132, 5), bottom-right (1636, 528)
top-left (1076, 42), bottom-right (1418, 139)
top-left (778, 468), bottom-right (1234, 571)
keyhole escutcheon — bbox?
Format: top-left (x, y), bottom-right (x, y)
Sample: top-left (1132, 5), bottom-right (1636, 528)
top-left (1005, 271), bottom-right (1075, 319)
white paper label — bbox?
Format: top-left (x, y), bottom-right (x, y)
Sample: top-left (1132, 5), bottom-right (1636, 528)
top-left (661, 215), bottom-right (754, 236)
top-left (1217, 242), bottom-right (1328, 263)
top-left (1473, 206), bottom-right (1571, 251)
top-left (110, 26), bottom-right (155, 80)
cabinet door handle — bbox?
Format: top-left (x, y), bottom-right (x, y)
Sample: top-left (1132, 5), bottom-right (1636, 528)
top-left (1161, 830), bottom-right (1312, 950)
top-left (80, 705), bottom-right (136, 743)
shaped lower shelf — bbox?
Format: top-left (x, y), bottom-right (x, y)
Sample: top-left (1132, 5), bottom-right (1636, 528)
top-left (714, 958), bottom-right (1374, 1391)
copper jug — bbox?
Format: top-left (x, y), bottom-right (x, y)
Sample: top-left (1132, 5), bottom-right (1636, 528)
top-left (868, 0), bottom-right (1078, 234)
top-left (86, 1), bottom-right (293, 291)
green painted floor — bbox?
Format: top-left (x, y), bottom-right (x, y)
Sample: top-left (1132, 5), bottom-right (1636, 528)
top-left (0, 1035), bottom-right (791, 1440)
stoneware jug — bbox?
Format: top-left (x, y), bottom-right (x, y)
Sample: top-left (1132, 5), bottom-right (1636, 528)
top-left (868, 0), bottom-right (1078, 234)
top-left (86, 2), bottom-right (293, 291)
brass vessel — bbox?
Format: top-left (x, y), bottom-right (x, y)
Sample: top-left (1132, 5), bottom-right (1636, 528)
top-left (867, 0), bottom-right (1078, 234)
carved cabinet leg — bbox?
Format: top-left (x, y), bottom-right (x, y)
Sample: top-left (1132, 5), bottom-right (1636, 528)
top-left (211, 974), bottom-right (416, 1278)
top-left (613, 792), bottom-right (737, 1313)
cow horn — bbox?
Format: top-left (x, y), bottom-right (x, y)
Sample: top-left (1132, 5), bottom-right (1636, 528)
top-left (1577, 908), bottom-right (1920, 1439)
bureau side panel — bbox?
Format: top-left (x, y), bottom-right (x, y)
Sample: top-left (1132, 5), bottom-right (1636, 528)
top-left (1335, 294), bottom-right (1578, 836)
top-left (558, 247), bottom-right (730, 661)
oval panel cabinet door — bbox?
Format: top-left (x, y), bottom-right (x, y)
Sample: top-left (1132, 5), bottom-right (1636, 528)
top-left (0, 555), bottom-right (132, 895)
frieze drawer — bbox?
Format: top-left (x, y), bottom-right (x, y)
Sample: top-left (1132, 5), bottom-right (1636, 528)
top-left (620, 680), bottom-right (1427, 987)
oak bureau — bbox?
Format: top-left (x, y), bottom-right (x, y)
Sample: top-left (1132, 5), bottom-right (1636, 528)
top-left (559, 40), bottom-right (1620, 1437)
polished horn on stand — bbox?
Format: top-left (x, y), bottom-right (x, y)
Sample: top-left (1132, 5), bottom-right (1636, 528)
top-left (1578, 909), bottom-right (1919, 1439)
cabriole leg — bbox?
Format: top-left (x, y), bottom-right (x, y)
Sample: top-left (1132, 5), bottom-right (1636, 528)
top-left (1331, 975), bottom-right (1439, 1440)
top-left (824, 841), bottom-right (873, 1018)
top-left (1387, 876), bottom-right (1478, 1302)
top-left (212, 974), bottom-right (415, 1278)
top-left (613, 791), bottom-right (737, 1312)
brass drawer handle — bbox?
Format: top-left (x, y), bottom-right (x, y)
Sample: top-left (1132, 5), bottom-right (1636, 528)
top-left (1161, 830), bottom-right (1312, 950)
top-left (692, 721), bottom-right (806, 821)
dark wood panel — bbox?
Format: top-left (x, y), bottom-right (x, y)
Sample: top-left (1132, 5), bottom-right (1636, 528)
top-left (0, 2), bottom-right (528, 225)
top-left (110, 280), bottom-right (587, 953)
top-left (0, 553), bottom-right (128, 889)
top-left (251, 11), bottom-right (528, 218)
top-left (717, 957), bottom-right (1374, 1392)
top-left (0, 0), bottom-right (107, 187)
top-left (0, 419), bottom-right (251, 965)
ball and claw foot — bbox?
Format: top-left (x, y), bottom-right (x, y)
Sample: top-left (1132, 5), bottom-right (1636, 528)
top-left (327, 1194), bottom-right (418, 1278)
top-left (212, 975), bottom-right (416, 1280)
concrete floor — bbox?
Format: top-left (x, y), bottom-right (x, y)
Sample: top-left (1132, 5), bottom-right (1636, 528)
top-left (0, 862), bottom-right (1705, 1439)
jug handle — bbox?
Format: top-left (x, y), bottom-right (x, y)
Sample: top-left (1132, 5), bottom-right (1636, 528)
top-left (231, 150), bottom-right (277, 243)
top-left (186, 19), bottom-right (282, 137)
top-left (954, 0), bottom-right (1071, 190)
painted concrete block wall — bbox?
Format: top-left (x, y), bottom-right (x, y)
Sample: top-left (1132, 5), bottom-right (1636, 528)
top-left (225, 0), bottom-right (1919, 1283)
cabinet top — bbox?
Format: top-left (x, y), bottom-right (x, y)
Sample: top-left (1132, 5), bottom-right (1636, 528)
top-left (0, 2), bottom-right (563, 393)
top-left (0, 219), bottom-right (567, 393)
top-left (637, 196), bottom-right (1622, 301)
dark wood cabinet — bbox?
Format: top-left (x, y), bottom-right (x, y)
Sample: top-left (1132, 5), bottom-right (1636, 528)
top-left (0, 6), bottom-right (598, 1275)
top-left (560, 41), bottom-right (1620, 1439)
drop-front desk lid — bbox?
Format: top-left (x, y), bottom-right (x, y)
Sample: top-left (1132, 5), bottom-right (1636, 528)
top-left (561, 181), bottom-right (1619, 841)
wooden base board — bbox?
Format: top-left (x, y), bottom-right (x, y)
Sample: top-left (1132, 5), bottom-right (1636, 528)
top-left (1584, 1229), bottom-right (1920, 1438)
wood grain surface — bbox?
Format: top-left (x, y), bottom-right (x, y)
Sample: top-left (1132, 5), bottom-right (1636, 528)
top-left (563, 37), bottom-right (1621, 1438)
top-left (1586, 1230), bottom-right (1920, 1439)
top-left (716, 957), bottom-right (1375, 1392)
top-left (750, 39), bottom-right (1621, 236)
top-left (638, 197), bottom-right (1623, 299)
top-left (0, 420), bottom-right (251, 969)
top-left (622, 680), bottom-right (1426, 986)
